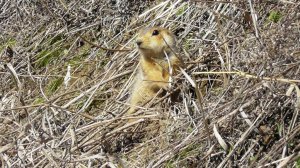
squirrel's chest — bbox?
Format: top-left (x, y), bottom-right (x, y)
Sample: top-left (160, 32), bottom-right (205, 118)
top-left (140, 61), bottom-right (169, 83)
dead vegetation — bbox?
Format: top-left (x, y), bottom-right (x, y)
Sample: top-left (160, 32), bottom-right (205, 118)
top-left (1, 0), bottom-right (300, 167)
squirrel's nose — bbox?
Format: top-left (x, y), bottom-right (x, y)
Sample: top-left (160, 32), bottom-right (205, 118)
top-left (136, 40), bottom-right (142, 46)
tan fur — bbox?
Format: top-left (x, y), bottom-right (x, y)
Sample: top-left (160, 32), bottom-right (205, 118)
top-left (128, 27), bottom-right (183, 114)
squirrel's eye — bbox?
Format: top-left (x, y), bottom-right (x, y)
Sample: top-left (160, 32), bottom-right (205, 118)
top-left (152, 30), bottom-right (159, 36)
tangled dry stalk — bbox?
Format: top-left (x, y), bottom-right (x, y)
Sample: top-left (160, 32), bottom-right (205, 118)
top-left (1, 0), bottom-right (300, 167)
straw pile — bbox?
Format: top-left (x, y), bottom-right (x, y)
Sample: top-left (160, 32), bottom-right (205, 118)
top-left (1, 0), bottom-right (300, 167)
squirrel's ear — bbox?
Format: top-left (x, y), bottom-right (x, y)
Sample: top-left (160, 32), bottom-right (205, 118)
top-left (174, 28), bottom-right (185, 37)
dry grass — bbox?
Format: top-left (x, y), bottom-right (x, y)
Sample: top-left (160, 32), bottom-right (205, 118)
top-left (1, 0), bottom-right (300, 167)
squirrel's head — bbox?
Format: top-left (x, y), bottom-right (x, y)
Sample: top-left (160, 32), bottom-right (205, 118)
top-left (136, 27), bottom-right (176, 58)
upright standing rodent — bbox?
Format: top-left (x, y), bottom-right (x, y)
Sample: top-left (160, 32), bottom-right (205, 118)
top-left (128, 27), bottom-right (183, 114)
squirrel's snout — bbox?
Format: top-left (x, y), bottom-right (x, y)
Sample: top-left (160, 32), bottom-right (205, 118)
top-left (136, 40), bottom-right (142, 46)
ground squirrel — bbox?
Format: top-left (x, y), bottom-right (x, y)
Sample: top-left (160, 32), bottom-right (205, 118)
top-left (128, 26), bottom-right (183, 114)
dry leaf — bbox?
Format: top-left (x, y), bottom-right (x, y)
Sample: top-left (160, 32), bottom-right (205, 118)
top-left (213, 124), bottom-right (228, 151)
